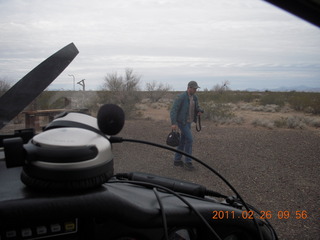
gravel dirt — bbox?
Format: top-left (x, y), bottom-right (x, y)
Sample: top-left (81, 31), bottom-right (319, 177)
top-left (112, 118), bottom-right (320, 240)
top-left (1, 102), bottom-right (318, 239)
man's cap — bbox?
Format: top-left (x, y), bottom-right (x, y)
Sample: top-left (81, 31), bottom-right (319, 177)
top-left (188, 81), bottom-right (200, 89)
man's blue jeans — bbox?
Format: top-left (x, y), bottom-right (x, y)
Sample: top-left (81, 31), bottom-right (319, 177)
top-left (174, 122), bottom-right (193, 163)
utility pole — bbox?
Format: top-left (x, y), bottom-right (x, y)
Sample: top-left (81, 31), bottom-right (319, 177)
top-left (77, 79), bottom-right (85, 91)
top-left (68, 74), bottom-right (75, 91)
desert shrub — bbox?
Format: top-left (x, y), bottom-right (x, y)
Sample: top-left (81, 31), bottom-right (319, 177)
top-left (253, 104), bottom-right (280, 112)
top-left (259, 92), bottom-right (286, 107)
top-left (202, 101), bottom-right (236, 124)
top-left (264, 104), bottom-right (281, 112)
top-left (274, 117), bottom-right (288, 128)
top-left (307, 118), bottom-right (320, 128)
top-left (234, 116), bottom-right (245, 124)
top-left (198, 91), bottom-right (261, 105)
top-left (291, 116), bottom-right (320, 129)
top-left (252, 119), bottom-right (274, 129)
top-left (150, 102), bottom-right (163, 109)
top-left (145, 81), bottom-right (172, 102)
top-left (199, 91), bottom-right (236, 104)
top-left (101, 68), bottom-right (141, 118)
top-left (288, 93), bottom-right (309, 111)
top-left (239, 92), bottom-right (260, 103)
top-left (286, 116), bottom-right (307, 129)
top-left (194, 91), bottom-right (320, 115)
top-left (267, 115), bottom-right (320, 129)
top-left (273, 115), bottom-right (316, 129)
top-left (288, 92), bottom-right (320, 114)
top-left (310, 98), bottom-right (320, 114)
top-left (239, 103), bottom-right (258, 111)
top-left (239, 103), bottom-right (280, 113)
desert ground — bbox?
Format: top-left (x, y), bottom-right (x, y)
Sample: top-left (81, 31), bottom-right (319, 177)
top-left (0, 100), bottom-right (319, 239)
top-left (111, 104), bottom-right (320, 240)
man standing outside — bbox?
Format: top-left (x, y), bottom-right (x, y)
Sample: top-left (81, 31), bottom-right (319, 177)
top-left (170, 81), bottom-right (202, 170)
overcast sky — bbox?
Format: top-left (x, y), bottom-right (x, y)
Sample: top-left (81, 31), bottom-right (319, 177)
top-left (0, 0), bottom-right (319, 91)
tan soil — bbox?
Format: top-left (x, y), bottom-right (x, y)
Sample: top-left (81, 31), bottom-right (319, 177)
top-left (112, 104), bottom-right (320, 240)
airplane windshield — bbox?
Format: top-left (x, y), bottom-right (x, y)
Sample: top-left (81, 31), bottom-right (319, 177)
top-left (0, 1), bottom-right (319, 240)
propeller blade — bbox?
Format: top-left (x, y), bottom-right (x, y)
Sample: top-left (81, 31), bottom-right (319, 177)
top-left (0, 43), bottom-right (79, 129)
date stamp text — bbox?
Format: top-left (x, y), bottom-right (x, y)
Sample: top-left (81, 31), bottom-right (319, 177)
top-left (212, 210), bottom-right (308, 220)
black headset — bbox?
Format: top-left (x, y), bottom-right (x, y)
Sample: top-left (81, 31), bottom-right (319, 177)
top-left (4, 104), bottom-right (125, 191)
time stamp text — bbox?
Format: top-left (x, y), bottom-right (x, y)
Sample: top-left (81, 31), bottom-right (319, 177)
top-left (212, 210), bottom-right (308, 220)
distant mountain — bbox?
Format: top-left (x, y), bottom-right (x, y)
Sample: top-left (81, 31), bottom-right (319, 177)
top-left (245, 86), bottom-right (320, 92)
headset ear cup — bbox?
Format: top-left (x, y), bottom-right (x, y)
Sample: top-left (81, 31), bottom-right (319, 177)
top-left (17, 118), bottom-right (115, 191)
top-left (21, 170), bottom-right (49, 190)
top-left (21, 170), bottom-right (112, 191)
top-left (20, 160), bottom-right (114, 191)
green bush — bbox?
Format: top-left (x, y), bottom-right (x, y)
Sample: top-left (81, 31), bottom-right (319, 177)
top-left (202, 101), bottom-right (235, 123)
top-left (288, 92), bottom-right (320, 114)
top-left (198, 91), bottom-right (260, 104)
top-left (259, 92), bottom-right (286, 107)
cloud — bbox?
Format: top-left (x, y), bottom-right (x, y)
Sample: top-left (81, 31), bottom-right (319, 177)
top-left (0, 0), bottom-right (319, 91)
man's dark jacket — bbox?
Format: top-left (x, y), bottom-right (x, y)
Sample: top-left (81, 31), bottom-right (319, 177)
top-left (170, 91), bottom-right (200, 125)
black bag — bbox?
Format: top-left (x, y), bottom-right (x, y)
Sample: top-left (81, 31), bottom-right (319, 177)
top-left (166, 130), bottom-right (180, 147)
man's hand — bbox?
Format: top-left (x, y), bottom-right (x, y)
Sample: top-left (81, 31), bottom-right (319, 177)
top-left (198, 109), bottom-right (204, 115)
top-left (171, 124), bottom-right (178, 131)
